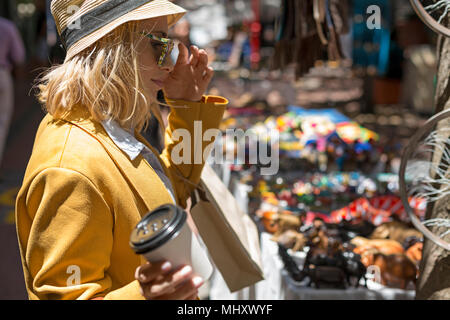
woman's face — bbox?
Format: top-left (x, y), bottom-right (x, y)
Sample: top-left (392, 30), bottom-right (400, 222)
top-left (136, 17), bottom-right (172, 97)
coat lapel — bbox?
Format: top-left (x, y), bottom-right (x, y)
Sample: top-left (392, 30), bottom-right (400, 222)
top-left (60, 106), bottom-right (175, 213)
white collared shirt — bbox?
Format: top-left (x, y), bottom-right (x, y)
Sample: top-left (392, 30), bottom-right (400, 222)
top-left (101, 119), bottom-right (176, 204)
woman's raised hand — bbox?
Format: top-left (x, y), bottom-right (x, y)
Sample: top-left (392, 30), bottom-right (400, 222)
top-left (163, 42), bottom-right (214, 102)
top-left (135, 261), bottom-right (203, 300)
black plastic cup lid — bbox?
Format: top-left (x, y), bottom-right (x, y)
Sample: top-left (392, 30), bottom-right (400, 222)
top-left (130, 203), bottom-right (187, 254)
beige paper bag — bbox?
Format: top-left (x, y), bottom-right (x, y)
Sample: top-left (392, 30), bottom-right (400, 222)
top-left (190, 164), bottom-right (264, 292)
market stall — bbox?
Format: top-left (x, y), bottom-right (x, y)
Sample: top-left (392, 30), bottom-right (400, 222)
top-left (170, 0), bottom-right (435, 300)
top-left (207, 63), bottom-right (428, 299)
top-left (210, 233), bottom-right (416, 300)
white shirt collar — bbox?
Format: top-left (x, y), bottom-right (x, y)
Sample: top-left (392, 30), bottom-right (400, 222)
top-left (101, 119), bottom-right (177, 205)
top-left (101, 119), bottom-right (145, 161)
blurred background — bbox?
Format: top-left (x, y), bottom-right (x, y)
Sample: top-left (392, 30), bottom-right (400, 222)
top-left (0, 0), bottom-right (445, 299)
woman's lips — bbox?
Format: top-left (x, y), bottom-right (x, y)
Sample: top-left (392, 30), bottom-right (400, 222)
top-left (151, 79), bottom-right (164, 88)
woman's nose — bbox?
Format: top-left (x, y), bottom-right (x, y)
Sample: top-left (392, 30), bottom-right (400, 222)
top-left (160, 57), bottom-right (174, 73)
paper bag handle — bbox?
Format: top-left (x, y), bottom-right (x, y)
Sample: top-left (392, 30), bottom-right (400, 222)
top-left (168, 162), bottom-right (209, 203)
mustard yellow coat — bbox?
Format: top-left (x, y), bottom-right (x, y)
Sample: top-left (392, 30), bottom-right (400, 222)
top-left (15, 96), bottom-right (227, 300)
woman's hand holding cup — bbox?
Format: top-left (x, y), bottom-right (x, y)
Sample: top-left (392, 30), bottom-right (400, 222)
top-left (130, 204), bottom-right (212, 300)
top-left (135, 261), bottom-right (204, 300)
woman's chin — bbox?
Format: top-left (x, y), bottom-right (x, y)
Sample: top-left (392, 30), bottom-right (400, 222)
top-left (143, 84), bottom-right (160, 98)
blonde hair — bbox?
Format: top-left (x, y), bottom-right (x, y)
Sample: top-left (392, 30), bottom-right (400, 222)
top-left (37, 21), bottom-right (163, 133)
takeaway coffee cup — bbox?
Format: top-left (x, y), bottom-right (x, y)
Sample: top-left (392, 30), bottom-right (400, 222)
top-left (130, 203), bottom-right (213, 280)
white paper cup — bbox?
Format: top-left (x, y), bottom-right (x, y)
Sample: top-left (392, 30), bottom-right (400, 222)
top-left (130, 204), bottom-right (213, 280)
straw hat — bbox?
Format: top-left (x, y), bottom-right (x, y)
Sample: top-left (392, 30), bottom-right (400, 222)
top-left (51, 0), bottom-right (186, 61)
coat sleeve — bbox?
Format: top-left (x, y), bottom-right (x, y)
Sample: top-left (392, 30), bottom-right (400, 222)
top-left (160, 95), bottom-right (228, 207)
top-left (16, 167), bottom-right (144, 300)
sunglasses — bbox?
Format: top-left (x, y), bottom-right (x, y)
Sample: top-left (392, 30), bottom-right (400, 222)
top-left (141, 32), bottom-right (175, 67)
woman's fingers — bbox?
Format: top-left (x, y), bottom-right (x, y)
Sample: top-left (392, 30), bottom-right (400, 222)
top-left (156, 276), bottom-right (203, 300)
top-left (198, 49), bottom-right (208, 65)
top-left (135, 261), bottom-right (172, 284)
top-left (176, 42), bottom-right (189, 66)
top-left (166, 43), bottom-right (213, 101)
top-left (189, 45), bottom-right (200, 67)
top-left (193, 49), bottom-right (208, 78)
top-left (142, 265), bottom-right (194, 299)
top-left (203, 66), bottom-right (214, 81)
top-left (198, 49), bottom-right (209, 68)
top-left (198, 67), bottom-right (214, 93)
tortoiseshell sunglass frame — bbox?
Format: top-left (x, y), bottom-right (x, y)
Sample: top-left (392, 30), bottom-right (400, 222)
top-left (141, 32), bottom-right (175, 66)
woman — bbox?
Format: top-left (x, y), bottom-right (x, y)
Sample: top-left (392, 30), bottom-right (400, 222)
top-left (15, 0), bottom-right (227, 300)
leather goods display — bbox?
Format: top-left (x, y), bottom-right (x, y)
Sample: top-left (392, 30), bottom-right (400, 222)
top-left (277, 220), bottom-right (368, 289)
top-left (272, 0), bottom-right (350, 78)
top-left (265, 209), bottom-right (423, 289)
